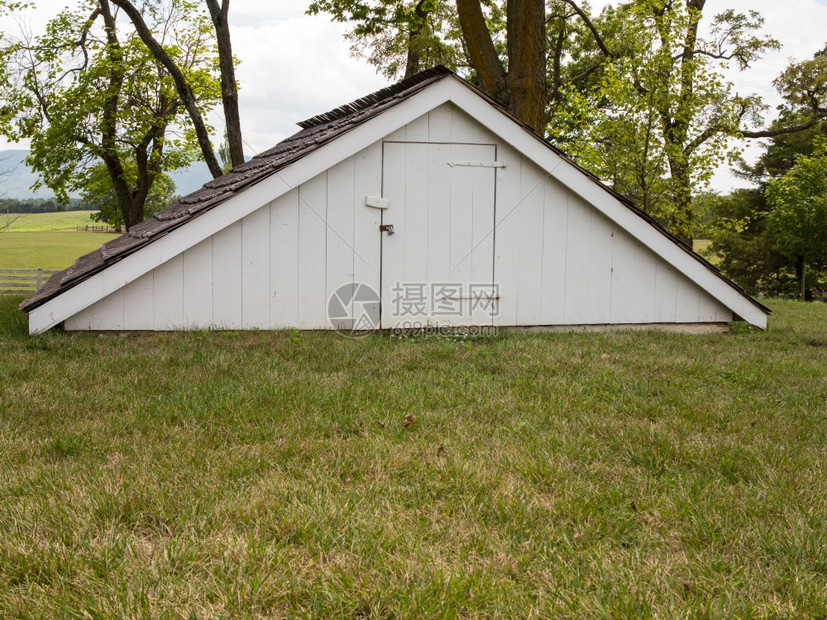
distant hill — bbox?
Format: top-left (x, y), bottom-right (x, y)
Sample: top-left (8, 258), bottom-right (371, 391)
top-left (0, 150), bottom-right (215, 201)
top-left (0, 150), bottom-right (51, 199)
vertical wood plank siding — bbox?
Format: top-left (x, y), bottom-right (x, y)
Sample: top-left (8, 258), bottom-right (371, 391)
top-left (66, 103), bottom-right (732, 331)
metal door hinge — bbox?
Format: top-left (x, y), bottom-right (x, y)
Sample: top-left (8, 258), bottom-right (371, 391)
top-left (447, 161), bottom-right (506, 168)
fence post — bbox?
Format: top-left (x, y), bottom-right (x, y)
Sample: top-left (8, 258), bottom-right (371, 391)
top-left (37, 268), bottom-right (43, 291)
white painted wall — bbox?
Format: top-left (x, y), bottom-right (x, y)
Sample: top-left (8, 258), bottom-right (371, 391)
top-left (64, 102), bottom-right (732, 331)
top-left (66, 142), bottom-right (384, 331)
top-left (492, 143), bottom-right (732, 326)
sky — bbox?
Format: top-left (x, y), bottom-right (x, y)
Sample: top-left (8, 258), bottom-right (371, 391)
top-left (2, 0), bottom-right (827, 194)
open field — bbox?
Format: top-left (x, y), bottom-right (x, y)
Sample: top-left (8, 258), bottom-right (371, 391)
top-left (693, 239), bottom-right (711, 255)
top-left (0, 231), bottom-right (116, 269)
top-left (1, 299), bottom-right (826, 616)
top-left (0, 210), bottom-right (99, 232)
top-left (0, 211), bottom-right (114, 270)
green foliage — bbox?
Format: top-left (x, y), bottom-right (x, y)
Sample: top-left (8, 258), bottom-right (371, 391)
top-left (705, 189), bottom-right (798, 296)
top-left (0, 0), bottom-right (221, 228)
top-left (765, 147), bottom-right (827, 297)
top-left (773, 53), bottom-right (827, 114)
top-left (217, 129), bottom-right (232, 174)
top-left (708, 102), bottom-right (827, 299)
top-left (549, 1), bottom-right (778, 240)
top-left (83, 162), bottom-right (177, 227)
top-left (307, 0), bottom-right (465, 78)
top-left (0, 197), bottom-right (80, 214)
top-left (734, 108), bottom-right (825, 183)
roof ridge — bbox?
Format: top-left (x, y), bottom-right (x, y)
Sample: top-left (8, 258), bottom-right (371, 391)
top-left (295, 65), bottom-right (452, 130)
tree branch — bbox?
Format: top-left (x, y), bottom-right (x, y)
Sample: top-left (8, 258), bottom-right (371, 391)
top-left (568, 62), bottom-right (601, 86)
top-left (741, 118), bottom-right (822, 139)
top-left (74, 8), bottom-right (101, 70)
top-left (109, 0), bottom-right (223, 178)
top-left (559, 0), bottom-right (612, 58)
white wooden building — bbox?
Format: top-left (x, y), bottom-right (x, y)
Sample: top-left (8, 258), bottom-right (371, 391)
top-left (21, 67), bottom-right (769, 333)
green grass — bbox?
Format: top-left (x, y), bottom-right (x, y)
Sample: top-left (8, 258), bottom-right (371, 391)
top-left (0, 231), bottom-right (116, 269)
top-left (1, 299), bottom-right (826, 617)
top-left (0, 210), bottom-right (100, 232)
top-left (0, 211), bottom-right (114, 270)
top-left (692, 239), bottom-right (722, 267)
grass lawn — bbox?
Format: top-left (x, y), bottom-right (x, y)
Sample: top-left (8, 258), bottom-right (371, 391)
top-left (0, 210), bottom-right (100, 232)
top-left (692, 239), bottom-right (721, 267)
top-left (0, 231), bottom-right (116, 269)
top-left (693, 239), bottom-right (711, 254)
top-left (1, 298), bottom-right (826, 616)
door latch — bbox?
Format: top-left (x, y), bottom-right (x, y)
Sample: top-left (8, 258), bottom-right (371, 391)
top-left (380, 224), bottom-right (395, 236)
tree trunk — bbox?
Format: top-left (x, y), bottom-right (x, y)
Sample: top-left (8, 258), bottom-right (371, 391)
top-left (120, 196), bottom-right (144, 231)
top-left (455, 0), bottom-right (508, 105)
top-left (404, 46), bottom-right (421, 79)
top-left (205, 0), bottom-right (244, 169)
top-left (800, 253), bottom-right (807, 301)
top-left (654, 1), bottom-right (705, 245)
top-left (455, 0), bottom-right (546, 134)
top-left (98, 0), bottom-right (137, 231)
top-left (668, 156), bottom-right (693, 246)
top-left (505, 0), bottom-right (547, 134)
top-left (403, 0), bottom-right (432, 78)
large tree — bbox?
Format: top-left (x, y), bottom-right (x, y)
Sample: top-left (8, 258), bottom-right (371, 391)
top-left (310, 1), bottom-right (827, 247)
top-left (765, 147), bottom-right (827, 300)
top-left (455, 0), bottom-right (546, 132)
top-left (552, 0), bottom-right (780, 243)
top-left (307, 0), bottom-right (609, 136)
top-left (706, 105), bottom-right (827, 298)
top-left (308, 0), bottom-right (556, 133)
top-left (0, 0), bottom-right (221, 229)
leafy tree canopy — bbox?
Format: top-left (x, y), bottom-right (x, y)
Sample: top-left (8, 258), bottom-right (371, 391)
top-left (765, 144), bottom-right (827, 299)
top-left (550, 0), bottom-right (779, 242)
top-left (0, 0), bottom-right (221, 229)
top-left (309, 0), bottom-right (807, 244)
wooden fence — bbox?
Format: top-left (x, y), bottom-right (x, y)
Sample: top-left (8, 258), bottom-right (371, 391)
top-left (0, 268), bottom-right (59, 295)
top-left (77, 224), bottom-right (123, 233)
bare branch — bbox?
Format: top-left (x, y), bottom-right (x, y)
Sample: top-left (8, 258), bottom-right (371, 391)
top-left (741, 118), bottom-right (822, 139)
top-left (559, 0), bottom-right (613, 58)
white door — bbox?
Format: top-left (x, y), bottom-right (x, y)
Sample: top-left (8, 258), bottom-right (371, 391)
top-left (380, 142), bottom-right (499, 329)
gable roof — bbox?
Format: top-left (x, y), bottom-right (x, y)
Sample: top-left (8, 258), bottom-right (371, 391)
top-left (21, 66), bottom-right (769, 330)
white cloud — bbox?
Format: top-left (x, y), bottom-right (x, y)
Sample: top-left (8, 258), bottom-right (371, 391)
top-left (226, 12), bottom-right (388, 154)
